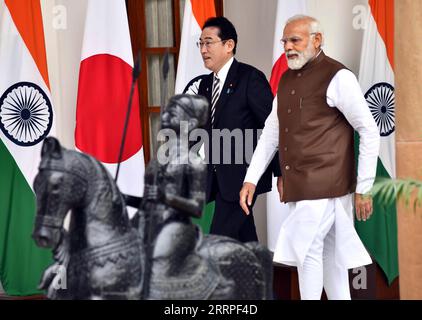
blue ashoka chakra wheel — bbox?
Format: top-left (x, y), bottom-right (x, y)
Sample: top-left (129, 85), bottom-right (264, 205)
top-left (0, 82), bottom-right (53, 146)
top-left (364, 82), bottom-right (395, 137)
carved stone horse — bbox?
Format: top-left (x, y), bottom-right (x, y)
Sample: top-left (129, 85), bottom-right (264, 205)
top-left (32, 137), bottom-right (143, 299)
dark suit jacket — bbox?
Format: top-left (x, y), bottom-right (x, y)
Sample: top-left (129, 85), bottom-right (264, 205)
top-left (198, 59), bottom-right (280, 202)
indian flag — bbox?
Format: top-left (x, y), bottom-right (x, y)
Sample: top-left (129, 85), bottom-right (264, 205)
top-left (175, 0), bottom-right (215, 94)
top-left (175, 0), bottom-right (216, 233)
top-left (0, 0), bottom-right (54, 295)
top-left (356, 0), bottom-right (398, 285)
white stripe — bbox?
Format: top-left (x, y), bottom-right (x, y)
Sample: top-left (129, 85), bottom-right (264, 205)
top-left (358, 7), bottom-right (395, 178)
top-left (175, 0), bottom-right (210, 93)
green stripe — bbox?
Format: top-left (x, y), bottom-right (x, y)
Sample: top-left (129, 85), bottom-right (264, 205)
top-left (0, 139), bottom-right (52, 296)
top-left (354, 134), bottom-right (399, 285)
top-left (192, 202), bottom-right (215, 234)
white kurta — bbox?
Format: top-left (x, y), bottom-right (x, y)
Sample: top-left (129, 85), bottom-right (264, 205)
top-left (244, 68), bottom-right (380, 269)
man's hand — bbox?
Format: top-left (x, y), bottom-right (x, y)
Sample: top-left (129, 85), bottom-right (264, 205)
top-left (355, 193), bottom-right (373, 221)
top-left (277, 177), bottom-right (284, 202)
top-left (240, 182), bottom-right (256, 215)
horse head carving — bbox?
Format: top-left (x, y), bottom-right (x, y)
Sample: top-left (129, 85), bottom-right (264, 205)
top-left (32, 137), bottom-right (142, 299)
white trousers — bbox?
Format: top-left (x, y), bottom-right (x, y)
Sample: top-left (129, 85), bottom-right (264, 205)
top-left (296, 199), bottom-right (351, 300)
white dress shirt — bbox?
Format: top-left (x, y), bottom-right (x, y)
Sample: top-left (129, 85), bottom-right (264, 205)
top-left (244, 68), bottom-right (380, 196)
top-left (213, 57), bottom-right (234, 97)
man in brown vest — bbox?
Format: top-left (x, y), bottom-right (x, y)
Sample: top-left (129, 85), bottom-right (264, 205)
top-left (240, 15), bottom-right (380, 299)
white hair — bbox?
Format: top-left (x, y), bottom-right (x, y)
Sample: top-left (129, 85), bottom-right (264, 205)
top-left (285, 15), bottom-right (324, 47)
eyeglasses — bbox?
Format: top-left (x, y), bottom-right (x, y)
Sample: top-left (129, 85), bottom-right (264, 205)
top-left (196, 40), bottom-right (226, 49)
top-left (280, 32), bottom-right (317, 46)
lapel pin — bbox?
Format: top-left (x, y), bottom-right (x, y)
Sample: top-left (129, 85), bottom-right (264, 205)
top-left (227, 83), bottom-right (234, 94)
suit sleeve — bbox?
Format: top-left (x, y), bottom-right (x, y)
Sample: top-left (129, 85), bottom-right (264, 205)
top-left (247, 68), bottom-right (274, 126)
top-left (246, 68), bottom-right (281, 179)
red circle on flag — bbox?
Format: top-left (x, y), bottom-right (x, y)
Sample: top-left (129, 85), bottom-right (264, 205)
top-left (75, 54), bottom-right (142, 163)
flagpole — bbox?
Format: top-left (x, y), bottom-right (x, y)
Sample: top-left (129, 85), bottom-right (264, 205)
top-left (115, 52), bottom-right (142, 183)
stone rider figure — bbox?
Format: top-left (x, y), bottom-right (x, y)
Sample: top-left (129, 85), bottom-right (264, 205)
top-left (138, 94), bottom-right (219, 299)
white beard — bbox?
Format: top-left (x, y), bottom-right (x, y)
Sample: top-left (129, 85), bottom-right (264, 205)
top-left (286, 42), bottom-right (317, 70)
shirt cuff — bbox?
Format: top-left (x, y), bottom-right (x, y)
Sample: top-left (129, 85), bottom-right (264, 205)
top-left (356, 177), bottom-right (375, 195)
top-left (244, 168), bottom-right (260, 186)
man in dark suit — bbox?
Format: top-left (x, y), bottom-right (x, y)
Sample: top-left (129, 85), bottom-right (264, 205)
top-left (196, 17), bottom-right (279, 242)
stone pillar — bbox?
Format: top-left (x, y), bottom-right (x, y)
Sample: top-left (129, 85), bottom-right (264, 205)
top-left (395, 0), bottom-right (422, 299)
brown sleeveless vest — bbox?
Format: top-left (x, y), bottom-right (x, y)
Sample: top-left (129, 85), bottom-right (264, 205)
top-left (277, 51), bottom-right (356, 202)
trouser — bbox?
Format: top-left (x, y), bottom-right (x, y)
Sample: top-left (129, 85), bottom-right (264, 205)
top-left (296, 199), bottom-right (351, 300)
top-left (210, 191), bottom-right (258, 242)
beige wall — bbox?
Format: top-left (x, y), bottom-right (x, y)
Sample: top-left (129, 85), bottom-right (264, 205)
top-left (224, 0), bottom-right (278, 78)
top-left (395, 0), bottom-right (422, 300)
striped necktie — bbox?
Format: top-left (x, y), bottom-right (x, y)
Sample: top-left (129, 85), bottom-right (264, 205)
top-left (211, 75), bottom-right (220, 127)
